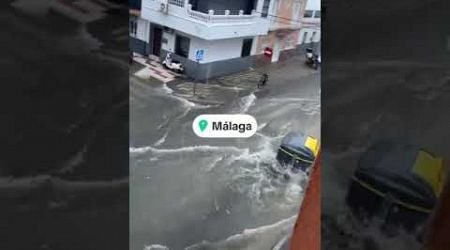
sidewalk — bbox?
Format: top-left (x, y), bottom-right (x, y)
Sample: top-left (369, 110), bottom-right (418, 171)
top-left (131, 54), bottom-right (182, 83)
top-left (130, 52), bottom-right (318, 106)
top-left (167, 69), bottom-right (263, 105)
top-left (167, 54), bottom-right (317, 105)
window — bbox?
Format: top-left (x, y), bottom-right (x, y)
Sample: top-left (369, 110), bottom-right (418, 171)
top-left (175, 35), bottom-right (190, 58)
top-left (311, 32), bottom-right (317, 42)
top-left (270, 0), bottom-right (279, 22)
top-left (314, 11), bottom-right (321, 18)
top-left (292, 2), bottom-right (302, 21)
top-left (304, 10), bottom-right (313, 18)
top-left (129, 18), bottom-right (137, 37)
top-left (241, 38), bottom-right (253, 57)
top-left (168, 0), bottom-right (184, 7)
top-left (261, 0), bottom-right (270, 18)
top-left (302, 32), bottom-right (308, 44)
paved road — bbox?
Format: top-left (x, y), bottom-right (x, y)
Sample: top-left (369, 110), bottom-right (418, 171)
top-left (130, 55), bottom-right (320, 250)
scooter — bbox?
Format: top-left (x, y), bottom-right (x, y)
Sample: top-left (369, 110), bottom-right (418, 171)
top-left (314, 55), bottom-right (321, 69)
top-left (257, 73), bottom-right (269, 88)
top-left (162, 53), bottom-right (184, 73)
top-left (305, 48), bottom-right (320, 70)
top-left (306, 54), bottom-right (320, 70)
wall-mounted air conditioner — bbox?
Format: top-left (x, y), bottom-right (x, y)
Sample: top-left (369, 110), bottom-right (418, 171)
top-left (159, 0), bottom-right (169, 14)
top-left (163, 26), bottom-right (174, 34)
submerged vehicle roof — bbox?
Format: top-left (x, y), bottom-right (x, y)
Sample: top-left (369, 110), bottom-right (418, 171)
top-left (355, 141), bottom-right (446, 208)
top-left (280, 132), bottom-right (319, 159)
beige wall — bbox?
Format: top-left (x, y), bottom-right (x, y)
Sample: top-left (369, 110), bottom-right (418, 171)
top-left (255, 0), bottom-right (306, 56)
top-left (272, 0), bottom-right (306, 29)
top-left (255, 29), bottom-right (300, 54)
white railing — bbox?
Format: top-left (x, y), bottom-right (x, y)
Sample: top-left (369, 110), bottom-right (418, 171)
top-left (186, 5), bottom-right (261, 24)
top-left (187, 7), bottom-right (211, 22)
top-left (168, 0), bottom-right (184, 7)
top-left (143, 0), bottom-right (269, 39)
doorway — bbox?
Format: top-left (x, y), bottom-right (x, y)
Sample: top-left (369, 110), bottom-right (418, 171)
top-left (302, 31), bottom-right (308, 44)
top-left (272, 37), bottom-right (281, 62)
top-left (241, 38), bottom-right (253, 57)
top-left (152, 27), bottom-right (162, 56)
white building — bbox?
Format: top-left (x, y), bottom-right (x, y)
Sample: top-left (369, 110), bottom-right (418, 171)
top-left (132, 0), bottom-right (311, 80)
top-left (131, 0), bottom-right (270, 80)
top-left (298, 0), bottom-right (320, 49)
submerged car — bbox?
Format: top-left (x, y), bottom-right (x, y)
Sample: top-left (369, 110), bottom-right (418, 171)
top-left (276, 132), bottom-right (319, 172)
top-left (346, 141), bottom-right (447, 236)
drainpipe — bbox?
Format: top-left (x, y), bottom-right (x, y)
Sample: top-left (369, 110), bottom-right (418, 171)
top-left (193, 58), bottom-right (200, 95)
top-left (290, 151), bottom-right (321, 250)
top-left (208, 10), bottom-right (214, 22)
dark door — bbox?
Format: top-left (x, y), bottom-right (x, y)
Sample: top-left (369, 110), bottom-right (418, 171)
top-left (241, 38), bottom-right (253, 57)
top-left (152, 27), bottom-right (162, 56)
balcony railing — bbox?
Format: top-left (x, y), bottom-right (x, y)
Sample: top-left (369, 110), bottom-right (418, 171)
top-left (143, 0), bottom-right (269, 39)
top-left (186, 4), bottom-right (260, 24)
top-left (168, 0), bottom-right (184, 7)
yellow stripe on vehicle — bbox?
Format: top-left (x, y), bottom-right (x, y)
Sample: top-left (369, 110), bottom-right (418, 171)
top-left (412, 150), bottom-right (445, 197)
top-left (304, 136), bottom-right (319, 157)
top-left (279, 147), bottom-right (314, 164)
top-left (352, 176), bottom-right (433, 214)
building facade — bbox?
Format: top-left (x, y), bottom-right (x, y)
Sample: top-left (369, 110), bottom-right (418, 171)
top-left (129, 0), bottom-right (151, 56)
top-left (254, 0), bottom-right (307, 62)
top-left (297, 0), bottom-right (320, 51)
top-left (132, 0), bottom-right (311, 80)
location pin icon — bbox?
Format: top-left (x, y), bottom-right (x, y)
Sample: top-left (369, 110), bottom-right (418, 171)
top-left (199, 119), bottom-right (208, 132)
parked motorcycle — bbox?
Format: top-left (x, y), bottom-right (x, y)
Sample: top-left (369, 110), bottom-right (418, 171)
top-left (305, 48), bottom-right (320, 70)
top-left (162, 53), bottom-right (184, 73)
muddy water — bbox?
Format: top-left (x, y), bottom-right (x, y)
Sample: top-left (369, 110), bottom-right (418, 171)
top-left (130, 72), bottom-right (320, 250)
top-left (322, 63), bottom-right (450, 250)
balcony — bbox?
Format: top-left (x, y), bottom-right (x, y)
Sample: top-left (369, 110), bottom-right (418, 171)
top-left (141, 0), bottom-right (270, 40)
top-left (268, 15), bottom-right (303, 31)
top-left (129, 0), bottom-right (142, 10)
top-left (301, 10), bottom-right (321, 28)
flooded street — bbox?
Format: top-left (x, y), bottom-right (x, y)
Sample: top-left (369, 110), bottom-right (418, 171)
top-left (321, 61), bottom-right (450, 250)
top-left (130, 57), bottom-right (320, 250)
top-left (321, 0), bottom-right (450, 248)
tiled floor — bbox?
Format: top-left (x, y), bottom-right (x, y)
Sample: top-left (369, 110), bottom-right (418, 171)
top-left (132, 55), bottom-right (180, 83)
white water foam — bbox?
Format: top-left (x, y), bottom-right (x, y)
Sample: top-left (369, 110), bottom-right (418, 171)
top-left (237, 93), bottom-right (257, 113)
top-left (257, 123), bottom-right (268, 131)
top-left (57, 144), bottom-right (88, 174)
top-left (265, 97), bottom-right (320, 116)
top-left (0, 175), bottom-right (127, 199)
top-left (154, 131), bottom-right (169, 147)
top-left (130, 145), bottom-right (244, 157)
top-left (203, 156), bottom-right (225, 173)
top-left (272, 235), bottom-right (290, 250)
top-left (324, 211), bottom-right (423, 250)
top-left (269, 97), bottom-right (316, 102)
top-left (160, 84), bottom-right (174, 94)
top-left (11, 0), bottom-right (53, 16)
top-left (144, 244), bottom-right (169, 250)
top-left (164, 91), bottom-right (216, 110)
top-left (185, 216), bottom-right (296, 250)
top-left (63, 26), bottom-right (103, 52)
top-left (222, 136), bottom-right (306, 209)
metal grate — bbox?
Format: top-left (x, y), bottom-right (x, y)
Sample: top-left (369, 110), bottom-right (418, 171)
top-left (168, 0), bottom-right (184, 7)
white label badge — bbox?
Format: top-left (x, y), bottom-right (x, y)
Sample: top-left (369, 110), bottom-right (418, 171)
top-left (192, 114), bottom-right (258, 138)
